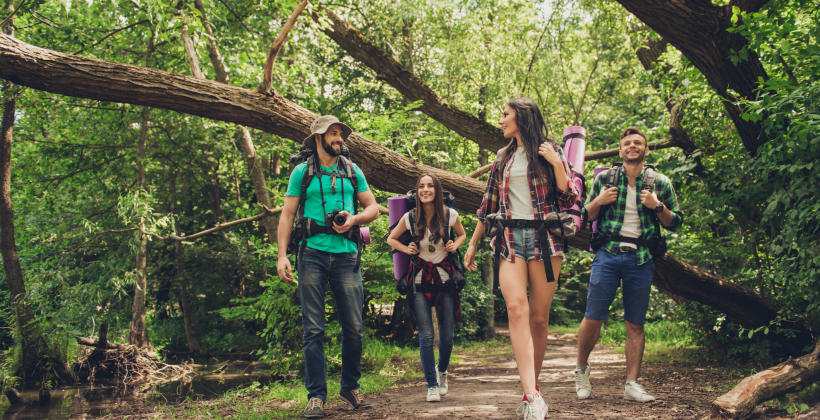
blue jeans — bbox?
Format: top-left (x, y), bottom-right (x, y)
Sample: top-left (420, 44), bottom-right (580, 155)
top-left (297, 247), bottom-right (364, 401)
top-left (584, 249), bottom-right (654, 325)
top-left (413, 291), bottom-right (454, 388)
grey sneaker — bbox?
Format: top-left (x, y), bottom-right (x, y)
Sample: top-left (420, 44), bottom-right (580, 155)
top-left (426, 386), bottom-right (441, 402)
top-left (574, 364), bottom-right (591, 399)
top-left (436, 364), bottom-right (448, 396)
top-left (516, 393), bottom-right (548, 420)
top-left (303, 397), bottom-right (324, 418)
top-left (624, 380), bottom-right (655, 402)
top-left (339, 388), bottom-right (371, 409)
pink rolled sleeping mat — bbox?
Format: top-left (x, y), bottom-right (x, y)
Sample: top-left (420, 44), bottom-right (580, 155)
top-left (359, 227), bottom-right (370, 245)
top-left (388, 195), bottom-right (409, 281)
top-left (561, 126), bottom-right (587, 230)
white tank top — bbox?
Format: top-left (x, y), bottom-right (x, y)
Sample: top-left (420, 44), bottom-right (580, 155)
top-left (619, 185), bottom-right (641, 249)
top-left (508, 147), bottom-right (535, 220)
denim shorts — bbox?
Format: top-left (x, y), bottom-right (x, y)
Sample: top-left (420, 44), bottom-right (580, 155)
top-left (584, 249), bottom-right (654, 325)
top-left (511, 227), bottom-right (538, 261)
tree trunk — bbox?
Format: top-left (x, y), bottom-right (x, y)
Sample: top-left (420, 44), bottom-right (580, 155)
top-left (0, 11), bottom-right (71, 388)
top-left (0, 34), bottom-right (809, 344)
top-left (711, 340), bottom-right (820, 418)
top-left (129, 106), bottom-right (150, 348)
top-left (480, 246), bottom-right (496, 338)
top-left (191, 3), bottom-right (278, 241)
top-left (312, 8), bottom-right (506, 152)
top-left (169, 173), bottom-right (202, 353)
top-left (615, 0), bottom-right (768, 154)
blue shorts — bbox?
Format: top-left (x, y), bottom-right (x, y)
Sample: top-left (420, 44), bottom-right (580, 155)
top-left (584, 249), bottom-right (654, 325)
top-left (511, 227), bottom-right (537, 261)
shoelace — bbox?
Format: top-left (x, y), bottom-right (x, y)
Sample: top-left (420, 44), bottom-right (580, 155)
top-left (516, 400), bottom-right (531, 418)
top-left (308, 399), bottom-right (322, 410)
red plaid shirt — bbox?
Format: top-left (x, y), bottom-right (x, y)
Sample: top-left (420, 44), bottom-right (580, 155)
top-left (476, 143), bottom-right (578, 261)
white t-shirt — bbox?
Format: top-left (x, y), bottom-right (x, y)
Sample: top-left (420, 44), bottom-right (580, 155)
top-left (402, 207), bottom-right (459, 283)
top-left (619, 185), bottom-right (641, 250)
top-left (508, 147), bottom-right (535, 220)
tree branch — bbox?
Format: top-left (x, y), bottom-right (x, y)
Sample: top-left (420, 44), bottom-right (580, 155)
top-left (143, 205), bottom-right (282, 241)
top-left (258, 0), bottom-right (309, 94)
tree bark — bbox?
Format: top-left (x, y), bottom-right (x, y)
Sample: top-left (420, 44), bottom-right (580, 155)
top-left (0, 34), bottom-right (809, 343)
top-left (129, 106), bottom-right (150, 348)
top-left (312, 8), bottom-right (506, 152)
top-left (0, 11), bottom-right (71, 388)
top-left (711, 341), bottom-right (820, 418)
top-left (615, 0), bottom-right (768, 154)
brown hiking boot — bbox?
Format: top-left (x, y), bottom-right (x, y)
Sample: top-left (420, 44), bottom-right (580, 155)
top-left (339, 388), bottom-right (371, 409)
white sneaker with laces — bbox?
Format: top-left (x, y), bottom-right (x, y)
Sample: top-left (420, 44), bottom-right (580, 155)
top-left (436, 364), bottom-right (448, 396)
top-left (516, 393), bottom-right (548, 420)
top-left (426, 386), bottom-right (441, 402)
top-left (624, 380), bottom-right (655, 402)
top-left (574, 364), bottom-right (591, 399)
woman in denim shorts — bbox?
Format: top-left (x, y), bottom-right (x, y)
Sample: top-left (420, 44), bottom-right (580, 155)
top-left (464, 98), bottom-right (578, 420)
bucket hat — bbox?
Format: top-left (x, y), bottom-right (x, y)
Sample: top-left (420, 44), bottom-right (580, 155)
top-left (303, 115), bottom-right (352, 144)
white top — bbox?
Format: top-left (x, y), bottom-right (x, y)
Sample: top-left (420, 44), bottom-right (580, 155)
top-left (619, 185), bottom-right (641, 250)
top-left (508, 147), bottom-right (535, 220)
top-left (403, 207), bottom-right (459, 283)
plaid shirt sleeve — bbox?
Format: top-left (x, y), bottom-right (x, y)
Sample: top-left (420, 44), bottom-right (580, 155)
top-left (476, 158), bottom-right (501, 222)
top-left (652, 173), bottom-right (683, 231)
top-left (582, 172), bottom-right (606, 221)
top-left (555, 145), bottom-right (579, 208)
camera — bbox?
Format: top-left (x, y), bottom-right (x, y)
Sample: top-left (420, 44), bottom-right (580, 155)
top-left (326, 210), bottom-right (347, 226)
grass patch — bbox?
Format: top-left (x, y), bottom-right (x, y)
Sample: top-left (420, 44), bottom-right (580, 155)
top-left (157, 336), bottom-right (420, 418)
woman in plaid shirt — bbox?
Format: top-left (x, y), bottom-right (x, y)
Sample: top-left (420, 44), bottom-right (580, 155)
top-left (464, 98), bottom-right (578, 419)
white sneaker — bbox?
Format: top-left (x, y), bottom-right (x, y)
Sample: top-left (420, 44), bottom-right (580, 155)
top-left (436, 364), bottom-right (448, 396)
top-left (516, 393), bottom-right (548, 420)
top-left (624, 380), bottom-right (655, 402)
top-left (426, 386), bottom-right (441, 402)
top-left (574, 364), bottom-right (591, 399)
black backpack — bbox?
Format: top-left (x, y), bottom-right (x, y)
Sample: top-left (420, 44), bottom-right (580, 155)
top-left (287, 146), bottom-right (363, 269)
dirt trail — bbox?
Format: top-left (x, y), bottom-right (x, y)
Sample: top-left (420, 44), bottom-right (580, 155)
top-left (325, 330), bottom-right (734, 419)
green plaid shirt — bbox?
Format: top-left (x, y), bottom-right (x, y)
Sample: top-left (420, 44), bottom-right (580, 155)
top-left (583, 165), bottom-right (683, 265)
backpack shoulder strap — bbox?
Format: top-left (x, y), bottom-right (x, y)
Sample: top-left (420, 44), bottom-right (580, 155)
top-left (605, 163), bottom-right (623, 187)
top-left (340, 156), bottom-right (360, 214)
top-left (296, 156), bottom-right (317, 218)
top-left (641, 166), bottom-right (658, 193)
top-left (407, 208), bottom-right (418, 243)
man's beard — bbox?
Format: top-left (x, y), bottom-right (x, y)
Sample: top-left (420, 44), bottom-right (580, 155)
top-left (322, 137), bottom-right (342, 156)
top-left (623, 150), bottom-right (646, 165)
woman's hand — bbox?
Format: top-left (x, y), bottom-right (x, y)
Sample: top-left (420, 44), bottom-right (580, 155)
top-left (445, 240), bottom-right (457, 253)
top-left (405, 242), bottom-right (419, 255)
top-left (464, 244), bottom-right (478, 271)
top-left (538, 141), bottom-right (561, 166)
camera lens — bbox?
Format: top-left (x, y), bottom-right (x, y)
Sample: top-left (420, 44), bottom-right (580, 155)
top-left (333, 212), bottom-right (347, 225)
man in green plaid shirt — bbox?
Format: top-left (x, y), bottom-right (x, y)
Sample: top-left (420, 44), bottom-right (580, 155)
top-left (573, 127), bottom-right (683, 403)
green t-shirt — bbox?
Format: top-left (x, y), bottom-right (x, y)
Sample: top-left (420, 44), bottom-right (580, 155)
top-left (286, 159), bottom-right (369, 253)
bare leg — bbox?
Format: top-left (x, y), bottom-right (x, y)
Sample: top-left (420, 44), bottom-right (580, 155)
top-left (528, 256), bottom-right (560, 382)
top-left (498, 258), bottom-right (536, 395)
top-left (624, 320), bottom-right (645, 381)
top-left (576, 317), bottom-right (604, 367)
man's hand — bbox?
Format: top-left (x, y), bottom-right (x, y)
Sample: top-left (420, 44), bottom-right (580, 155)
top-left (277, 255), bottom-right (293, 283)
top-left (332, 210), bottom-right (354, 233)
top-left (640, 190), bottom-right (661, 209)
top-left (595, 186), bottom-right (619, 206)
top-left (464, 245), bottom-right (478, 271)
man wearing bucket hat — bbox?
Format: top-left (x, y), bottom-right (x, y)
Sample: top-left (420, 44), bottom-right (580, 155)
top-left (278, 115), bottom-right (379, 418)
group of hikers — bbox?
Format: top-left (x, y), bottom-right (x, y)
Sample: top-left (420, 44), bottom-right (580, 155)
top-left (276, 97), bottom-right (683, 420)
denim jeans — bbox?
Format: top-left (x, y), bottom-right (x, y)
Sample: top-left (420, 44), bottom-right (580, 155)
top-left (413, 291), bottom-right (454, 388)
top-left (297, 247), bottom-right (364, 401)
top-left (584, 249), bottom-right (654, 325)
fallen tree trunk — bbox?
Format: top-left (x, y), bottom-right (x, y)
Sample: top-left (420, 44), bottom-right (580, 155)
top-left (0, 33), bottom-right (810, 343)
top-left (711, 341), bottom-right (820, 419)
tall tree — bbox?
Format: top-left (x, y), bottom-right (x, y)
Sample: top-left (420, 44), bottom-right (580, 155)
top-left (615, 0), bottom-right (769, 155)
top-left (129, 106), bottom-right (150, 348)
top-left (0, 3), bottom-right (71, 387)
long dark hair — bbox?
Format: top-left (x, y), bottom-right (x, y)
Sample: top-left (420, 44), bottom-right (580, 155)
top-left (496, 97), bottom-right (555, 186)
top-left (414, 174), bottom-right (447, 245)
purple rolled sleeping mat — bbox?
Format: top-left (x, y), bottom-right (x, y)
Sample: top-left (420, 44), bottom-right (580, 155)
top-left (561, 126), bottom-right (587, 230)
top-left (590, 166), bottom-right (609, 252)
top-left (388, 195), bottom-right (409, 281)
top-left (359, 226), bottom-right (370, 245)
